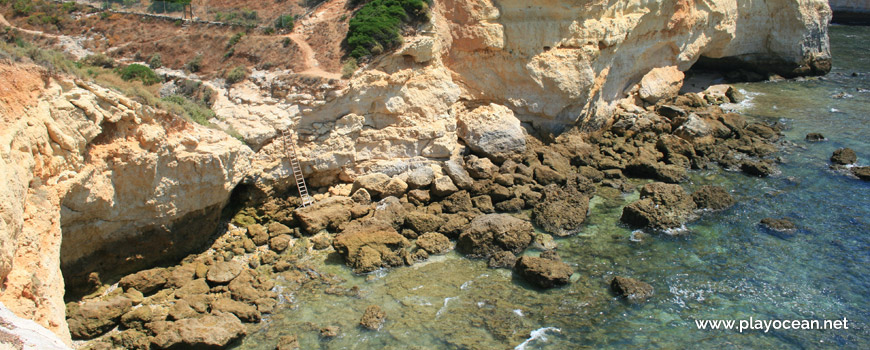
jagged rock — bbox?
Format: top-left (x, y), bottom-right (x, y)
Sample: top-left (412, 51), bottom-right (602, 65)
top-left (458, 214), bottom-right (534, 259)
top-left (294, 197), bottom-right (353, 234)
top-left (351, 188), bottom-right (372, 204)
top-left (746, 123), bottom-right (779, 139)
top-left (167, 300), bottom-right (199, 321)
top-left (67, 296), bottom-right (133, 339)
top-left (443, 159), bottom-right (474, 190)
top-left (404, 212), bottom-right (446, 234)
top-left (438, 214), bottom-right (470, 238)
top-left (625, 159), bottom-right (688, 183)
top-left (741, 160), bottom-right (776, 177)
top-left (621, 182), bottom-right (697, 230)
top-left (610, 276), bottom-right (654, 303)
top-left (206, 261), bottom-right (243, 284)
top-left (533, 195), bottom-right (590, 237)
top-left (269, 235), bottom-right (294, 253)
top-left (805, 133), bottom-right (826, 142)
top-left (673, 114), bottom-right (713, 141)
top-left (407, 189), bottom-right (431, 206)
top-left (456, 103), bottom-right (526, 162)
top-left (514, 256), bottom-right (572, 289)
top-left (472, 195), bottom-right (495, 213)
top-left (120, 306), bottom-right (154, 331)
top-left (431, 176), bottom-right (459, 197)
top-left (174, 279), bottom-right (209, 300)
top-left (466, 156), bottom-right (498, 179)
top-left (405, 167), bottom-right (435, 189)
top-left (267, 222), bottom-right (292, 237)
top-left (150, 312), bottom-right (246, 349)
top-left (110, 329), bottom-right (150, 350)
top-left (415, 232), bottom-right (452, 255)
top-left (359, 305), bottom-right (387, 330)
top-left (487, 251), bottom-right (517, 269)
top-left (248, 224), bottom-right (269, 246)
top-left (495, 198), bottom-right (526, 212)
top-left (692, 185), bottom-right (735, 210)
top-left (657, 105), bottom-right (687, 120)
top-left (211, 298), bottom-right (261, 323)
top-left (442, 191), bottom-right (473, 213)
top-left (831, 148), bottom-right (857, 165)
top-left (332, 222), bottom-right (410, 273)
top-left (370, 197), bottom-right (408, 231)
top-left (352, 173), bottom-right (391, 198)
top-left (381, 177), bottom-right (409, 198)
top-left (852, 166), bottom-right (870, 181)
top-left (119, 268), bottom-right (168, 295)
top-left (760, 218), bottom-right (797, 232)
top-left (534, 165), bottom-right (567, 185)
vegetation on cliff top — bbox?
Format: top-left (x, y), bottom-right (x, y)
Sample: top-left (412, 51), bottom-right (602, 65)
top-left (346, 0), bottom-right (430, 59)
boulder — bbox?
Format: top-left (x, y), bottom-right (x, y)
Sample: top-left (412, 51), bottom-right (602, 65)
top-left (624, 157), bottom-right (688, 183)
top-left (352, 173), bottom-right (391, 197)
top-left (431, 176), bottom-right (459, 197)
top-left (247, 224), bottom-right (269, 246)
top-left (442, 191), bottom-right (473, 213)
top-left (267, 222), bottom-right (292, 237)
top-left (150, 312), bottom-right (246, 349)
top-left (294, 197), bottom-right (353, 234)
top-left (206, 261), bottom-right (244, 284)
top-left (514, 256), bottom-right (572, 289)
top-left (621, 182), bottom-right (696, 230)
top-left (691, 185), bottom-right (735, 210)
top-left (456, 103), bottom-right (526, 162)
top-left (174, 279), bottom-right (209, 300)
top-left (269, 234), bottom-right (294, 253)
top-left (211, 298), bottom-right (261, 323)
top-left (471, 195), bottom-right (495, 213)
top-left (610, 276), bottom-right (654, 303)
top-left (404, 212), bottom-right (446, 235)
top-left (831, 148), bottom-right (857, 165)
top-left (805, 133), bottom-right (826, 142)
top-left (67, 296), bottom-right (133, 339)
top-left (332, 222), bottom-right (410, 273)
top-left (443, 159), bottom-right (474, 190)
top-left (320, 326), bottom-right (340, 338)
top-left (119, 268), bottom-right (168, 295)
top-left (741, 160), bottom-right (776, 177)
top-left (415, 232), bottom-right (452, 255)
top-left (121, 305), bottom-right (154, 331)
top-left (351, 188), bottom-right (372, 204)
top-left (405, 167), bottom-right (435, 189)
top-left (852, 166), bottom-right (870, 181)
top-left (760, 218), bottom-right (797, 232)
top-left (532, 195), bottom-right (590, 237)
top-left (277, 335), bottom-right (300, 350)
top-left (167, 300), bottom-right (199, 321)
top-left (534, 165), bottom-right (567, 185)
top-left (466, 156), bottom-right (498, 179)
top-left (381, 177), bottom-right (409, 198)
top-left (407, 189), bottom-right (431, 206)
top-left (457, 214), bottom-right (534, 259)
top-left (638, 66), bottom-right (684, 104)
top-left (673, 114), bottom-right (712, 141)
top-left (359, 305), bottom-right (386, 330)
top-left (495, 198), bottom-right (525, 212)
top-left (438, 214), bottom-right (470, 238)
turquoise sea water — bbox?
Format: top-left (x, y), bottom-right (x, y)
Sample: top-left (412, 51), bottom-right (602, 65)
top-left (235, 26), bottom-right (869, 349)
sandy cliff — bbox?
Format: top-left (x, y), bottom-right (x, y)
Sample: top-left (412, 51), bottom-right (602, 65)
top-left (0, 63), bottom-right (251, 342)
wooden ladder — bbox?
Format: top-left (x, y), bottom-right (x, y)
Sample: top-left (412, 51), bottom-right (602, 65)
top-left (281, 129), bottom-right (314, 208)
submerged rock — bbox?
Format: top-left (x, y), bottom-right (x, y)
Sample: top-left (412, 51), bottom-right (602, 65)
top-left (514, 256), bottom-right (572, 289)
top-left (852, 166), bottom-right (870, 181)
top-left (831, 148), bottom-right (857, 165)
top-left (277, 335), bottom-right (300, 350)
top-left (621, 182), bottom-right (697, 230)
top-left (488, 251), bottom-right (517, 269)
top-left (805, 133), bottom-right (826, 142)
top-left (610, 276), bottom-right (654, 303)
top-left (760, 217), bottom-right (797, 232)
top-left (457, 214), bottom-right (534, 259)
top-left (359, 305), bottom-right (387, 330)
top-left (320, 326), bottom-right (340, 338)
top-left (741, 160), bottom-right (776, 177)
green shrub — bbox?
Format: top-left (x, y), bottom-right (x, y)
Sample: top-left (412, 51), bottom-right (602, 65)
top-left (226, 32), bottom-right (245, 49)
top-left (341, 58), bottom-right (358, 79)
top-left (148, 53), bottom-right (162, 69)
top-left (12, 0), bottom-right (34, 16)
top-left (346, 0), bottom-right (430, 59)
top-left (282, 37), bottom-right (291, 48)
top-left (224, 66), bottom-right (247, 85)
top-left (161, 94), bottom-right (215, 126)
top-left (119, 64), bottom-right (161, 85)
top-left (262, 27), bottom-right (275, 35)
top-left (274, 14), bottom-right (294, 30)
top-left (185, 54), bottom-right (202, 72)
top-left (82, 53), bottom-right (115, 68)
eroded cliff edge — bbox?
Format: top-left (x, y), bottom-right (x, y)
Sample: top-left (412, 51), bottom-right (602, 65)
top-left (0, 63), bottom-right (251, 341)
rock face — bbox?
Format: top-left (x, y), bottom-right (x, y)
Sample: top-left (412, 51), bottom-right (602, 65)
top-left (457, 214), bottom-right (534, 259)
top-left (514, 256), bottom-right (573, 289)
top-left (621, 183), bottom-right (697, 230)
top-left (0, 64), bottom-right (251, 342)
top-left (0, 302), bottom-right (71, 350)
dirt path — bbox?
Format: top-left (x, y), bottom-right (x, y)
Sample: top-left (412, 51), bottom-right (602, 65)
top-left (286, 33), bottom-right (342, 81)
top-left (0, 13), bottom-right (9, 27)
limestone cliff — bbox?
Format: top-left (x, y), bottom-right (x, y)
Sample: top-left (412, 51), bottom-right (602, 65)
top-left (261, 0), bottom-right (831, 188)
top-left (0, 63), bottom-right (251, 342)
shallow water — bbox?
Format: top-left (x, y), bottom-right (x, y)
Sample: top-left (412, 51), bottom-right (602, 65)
top-left (235, 26), bottom-right (870, 349)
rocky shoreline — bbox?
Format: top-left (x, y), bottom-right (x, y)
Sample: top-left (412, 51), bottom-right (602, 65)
top-left (69, 83), bottom-right (788, 349)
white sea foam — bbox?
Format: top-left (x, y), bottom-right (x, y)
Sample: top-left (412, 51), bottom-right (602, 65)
top-left (436, 296), bottom-right (458, 318)
top-left (721, 89), bottom-right (761, 112)
top-left (461, 280), bottom-right (473, 290)
top-left (514, 327), bottom-right (561, 350)
top-left (830, 108), bottom-right (841, 113)
top-left (513, 309), bottom-right (524, 317)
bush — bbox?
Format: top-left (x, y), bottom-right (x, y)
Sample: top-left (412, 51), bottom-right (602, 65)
top-left (226, 32), bottom-right (245, 49)
top-left (148, 53), bottom-right (162, 69)
top-left (224, 66), bottom-right (247, 85)
top-left (274, 14), bottom-right (294, 30)
top-left (119, 64), bottom-right (161, 85)
top-left (82, 53), bottom-right (115, 68)
top-left (161, 94), bottom-right (215, 126)
top-left (345, 0), bottom-right (430, 59)
top-left (341, 58), bottom-right (358, 79)
top-left (185, 54), bottom-right (202, 72)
